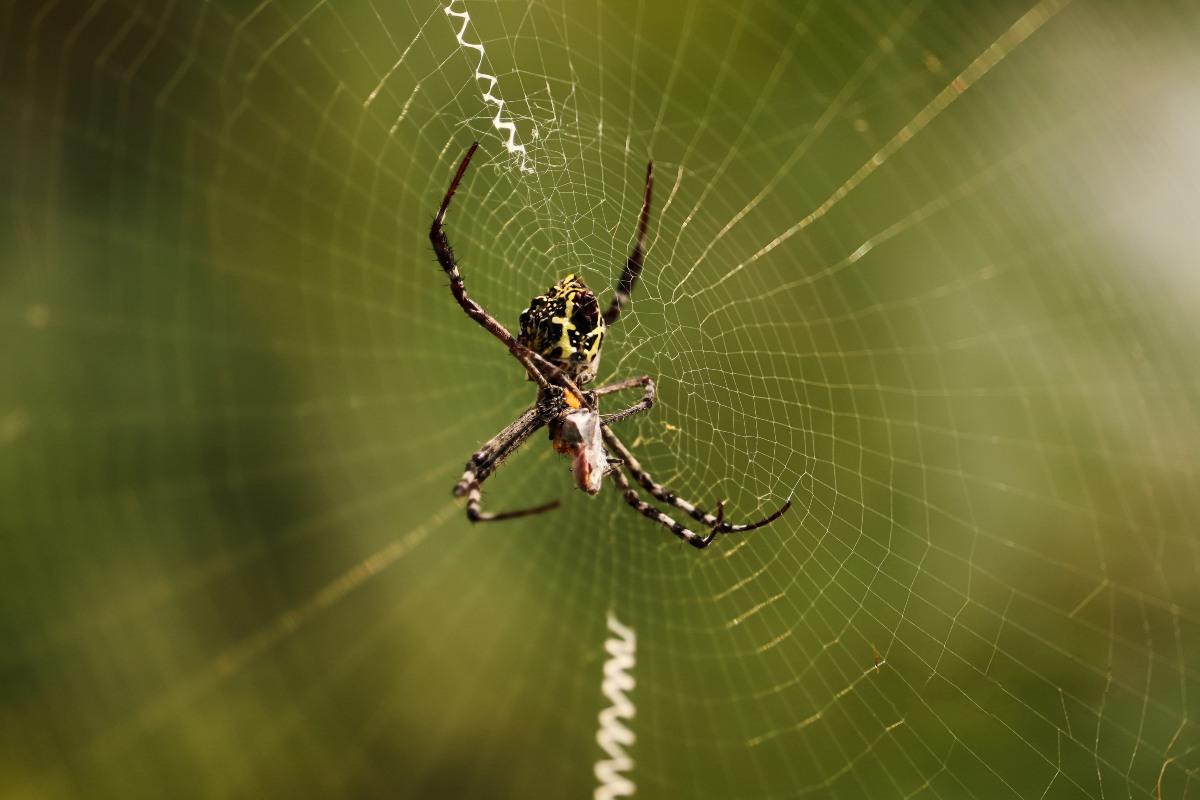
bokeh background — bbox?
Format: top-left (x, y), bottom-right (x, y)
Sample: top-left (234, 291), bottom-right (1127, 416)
top-left (3, 1), bottom-right (1199, 797)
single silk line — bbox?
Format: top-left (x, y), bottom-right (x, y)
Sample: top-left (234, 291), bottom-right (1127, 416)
top-left (708, 0), bottom-right (1072, 292)
top-left (594, 612), bottom-right (637, 799)
top-left (443, 1), bottom-right (533, 173)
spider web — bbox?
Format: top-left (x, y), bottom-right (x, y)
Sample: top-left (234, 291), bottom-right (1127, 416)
top-left (3, 0), bottom-right (1200, 797)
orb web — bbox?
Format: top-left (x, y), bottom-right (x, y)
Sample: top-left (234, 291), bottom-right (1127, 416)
top-left (3, 1), bottom-right (1199, 798)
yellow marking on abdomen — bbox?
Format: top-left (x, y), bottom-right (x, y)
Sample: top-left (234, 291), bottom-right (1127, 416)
top-left (550, 292), bottom-right (577, 360)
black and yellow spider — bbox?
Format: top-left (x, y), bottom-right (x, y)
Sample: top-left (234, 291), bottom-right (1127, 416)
top-left (431, 142), bottom-right (791, 548)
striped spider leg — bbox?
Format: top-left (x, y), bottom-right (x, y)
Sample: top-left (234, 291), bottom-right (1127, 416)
top-left (595, 379), bottom-right (793, 548)
top-left (453, 388), bottom-right (565, 522)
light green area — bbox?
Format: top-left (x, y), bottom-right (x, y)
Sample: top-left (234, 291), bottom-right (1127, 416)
top-left (2, 1), bottom-right (1199, 797)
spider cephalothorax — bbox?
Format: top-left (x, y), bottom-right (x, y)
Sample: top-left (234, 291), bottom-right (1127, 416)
top-left (518, 274), bottom-right (605, 385)
top-left (430, 142), bottom-right (792, 548)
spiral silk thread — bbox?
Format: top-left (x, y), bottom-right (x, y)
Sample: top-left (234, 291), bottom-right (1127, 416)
top-left (594, 612), bottom-right (637, 799)
top-left (443, 1), bottom-right (534, 173)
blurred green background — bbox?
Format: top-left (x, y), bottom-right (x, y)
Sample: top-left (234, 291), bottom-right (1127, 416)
top-left (3, 1), bottom-right (1199, 797)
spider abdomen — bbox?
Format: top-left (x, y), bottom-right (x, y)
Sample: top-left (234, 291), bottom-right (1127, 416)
top-left (518, 274), bottom-right (605, 384)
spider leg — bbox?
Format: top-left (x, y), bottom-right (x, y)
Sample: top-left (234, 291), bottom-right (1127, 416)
top-left (459, 476), bottom-right (560, 522)
top-left (607, 466), bottom-right (716, 549)
top-left (453, 400), bottom-right (561, 523)
top-left (595, 375), bottom-right (656, 425)
top-left (602, 428), bottom-right (792, 534)
top-left (522, 347), bottom-right (586, 402)
top-left (430, 142), bottom-right (553, 391)
top-left (603, 160), bottom-right (653, 326)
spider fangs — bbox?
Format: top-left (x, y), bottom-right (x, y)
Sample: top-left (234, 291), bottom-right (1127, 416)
top-left (430, 141), bottom-right (792, 548)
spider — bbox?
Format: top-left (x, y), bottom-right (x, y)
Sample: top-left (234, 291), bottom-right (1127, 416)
top-left (431, 142), bottom-right (792, 548)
